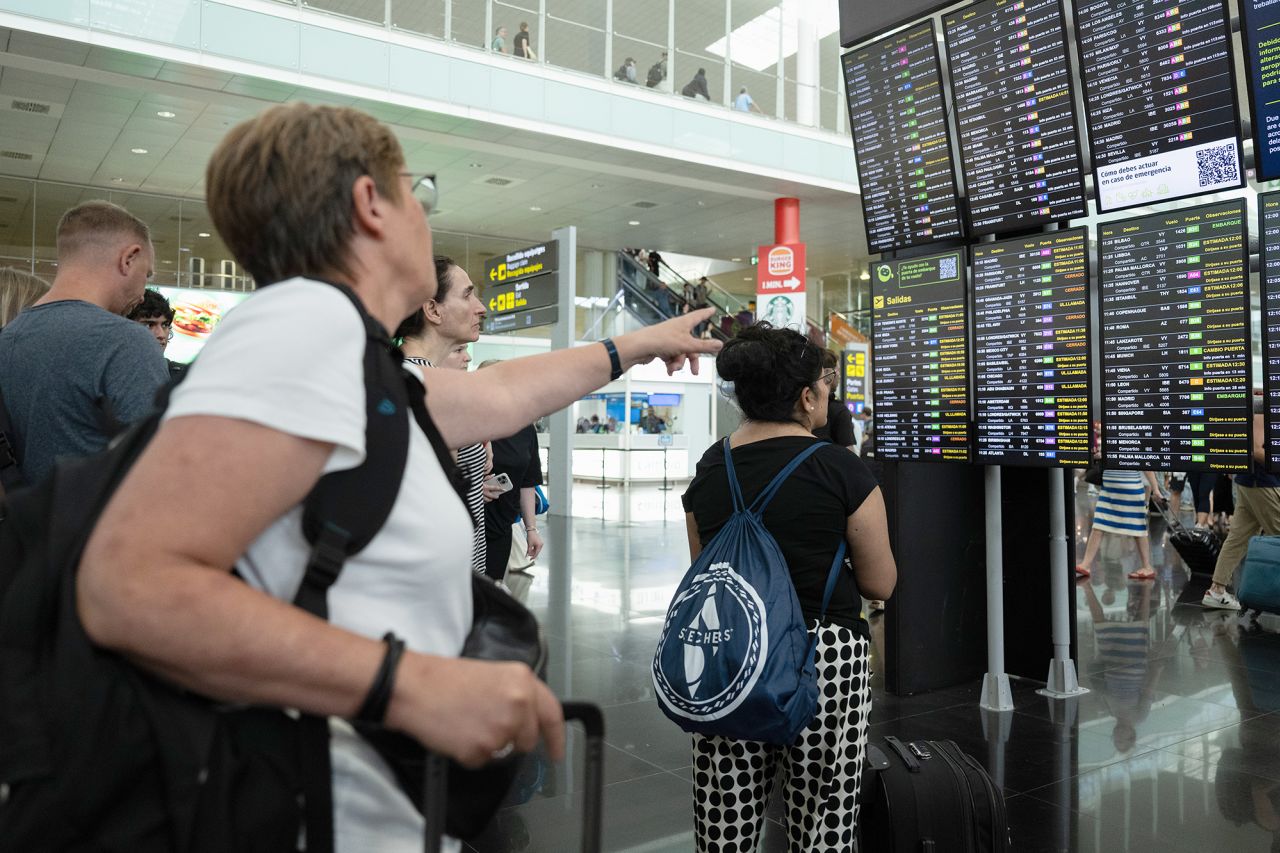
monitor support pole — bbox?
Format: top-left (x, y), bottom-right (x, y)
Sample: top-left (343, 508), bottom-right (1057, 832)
top-left (1038, 466), bottom-right (1088, 698)
top-left (981, 465), bottom-right (1014, 712)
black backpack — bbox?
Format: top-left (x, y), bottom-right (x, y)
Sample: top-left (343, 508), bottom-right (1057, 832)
top-left (0, 283), bottom-right (468, 852)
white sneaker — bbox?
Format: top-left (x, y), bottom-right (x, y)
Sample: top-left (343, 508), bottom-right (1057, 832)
top-left (1202, 588), bottom-right (1242, 610)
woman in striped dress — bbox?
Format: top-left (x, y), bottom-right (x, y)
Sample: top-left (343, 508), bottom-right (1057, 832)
top-left (1077, 469), bottom-right (1163, 580)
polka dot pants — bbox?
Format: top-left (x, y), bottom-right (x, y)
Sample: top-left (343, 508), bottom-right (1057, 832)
top-left (691, 623), bottom-right (871, 853)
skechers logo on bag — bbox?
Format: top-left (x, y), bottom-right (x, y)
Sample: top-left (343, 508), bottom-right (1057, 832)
top-left (653, 562), bottom-right (767, 721)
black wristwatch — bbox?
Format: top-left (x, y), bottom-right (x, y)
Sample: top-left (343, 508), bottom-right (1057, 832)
top-left (602, 338), bottom-right (623, 381)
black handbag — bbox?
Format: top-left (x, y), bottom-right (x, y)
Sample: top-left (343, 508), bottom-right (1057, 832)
top-left (357, 573), bottom-right (547, 840)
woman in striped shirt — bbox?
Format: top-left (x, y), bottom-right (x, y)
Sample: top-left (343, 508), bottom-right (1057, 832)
top-left (1077, 468), bottom-right (1163, 580)
top-left (395, 257), bottom-right (491, 575)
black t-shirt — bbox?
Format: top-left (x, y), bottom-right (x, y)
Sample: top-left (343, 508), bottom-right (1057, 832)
top-left (484, 424), bottom-right (543, 530)
top-left (813, 399), bottom-right (855, 447)
top-left (681, 436), bottom-right (879, 632)
top-left (513, 30), bottom-right (530, 57)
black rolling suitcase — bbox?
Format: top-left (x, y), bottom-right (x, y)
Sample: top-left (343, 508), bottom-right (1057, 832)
top-left (1157, 499), bottom-right (1220, 576)
top-left (423, 701), bottom-right (605, 853)
top-left (860, 736), bottom-right (1010, 853)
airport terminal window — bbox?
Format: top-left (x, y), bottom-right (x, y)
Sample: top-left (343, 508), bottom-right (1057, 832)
top-left (449, 0), bottom-right (487, 50)
top-left (306, 0), bottom-right (385, 27)
top-left (392, 0), bottom-right (445, 38)
top-left (0, 177), bottom-right (248, 291)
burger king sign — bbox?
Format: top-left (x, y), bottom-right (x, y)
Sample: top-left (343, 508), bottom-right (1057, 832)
top-left (756, 242), bottom-right (806, 333)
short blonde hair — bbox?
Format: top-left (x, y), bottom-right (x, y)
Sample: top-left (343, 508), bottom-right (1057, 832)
top-left (205, 102), bottom-right (406, 286)
top-left (55, 201), bottom-right (150, 261)
top-left (0, 267), bottom-right (50, 327)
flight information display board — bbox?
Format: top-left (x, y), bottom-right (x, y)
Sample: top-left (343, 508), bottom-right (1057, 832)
top-left (1074, 0), bottom-right (1244, 213)
top-left (971, 228), bottom-right (1091, 466)
top-left (943, 0), bottom-right (1087, 235)
top-left (1260, 192), bottom-right (1280, 470)
top-left (1241, 0), bottom-right (1280, 182)
top-left (843, 21), bottom-right (965, 254)
top-left (871, 250), bottom-right (971, 461)
top-left (1098, 200), bottom-right (1251, 471)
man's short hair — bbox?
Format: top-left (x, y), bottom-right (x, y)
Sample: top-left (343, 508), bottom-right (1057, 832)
top-left (55, 201), bottom-right (151, 262)
top-left (126, 288), bottom-right (174, 324)
top-left (205, 103), bottom-right (406, 286)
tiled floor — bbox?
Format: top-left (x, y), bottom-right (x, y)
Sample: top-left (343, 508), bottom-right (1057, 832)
top-left (465, 482), bottom-right (1280, 852)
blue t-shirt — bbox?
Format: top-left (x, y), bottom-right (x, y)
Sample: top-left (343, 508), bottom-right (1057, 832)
top-left (733, 92), bottom-right (754, 111)
top-left (0, 299), bottom-right (168, 484)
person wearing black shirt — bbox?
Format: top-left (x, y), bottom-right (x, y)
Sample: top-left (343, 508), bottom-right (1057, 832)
top-left (681, 323), bottom-right (896, 853)
top-left (681, 67), bottom-right (710, 101)
top-left (513, 21), bottom-right (534, 59)
top-left (478, 361), bottom-right (545, 581)
top-left (811, 348), bottom-right (855, 449)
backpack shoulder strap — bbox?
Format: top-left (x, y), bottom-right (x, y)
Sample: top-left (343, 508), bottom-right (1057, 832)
top-left (818, 540), bottom-right (848, 620)
top-left (748, 440), bottom-right (828, 516)
top-left (721, 437), bottom-right (746, 512)
top-left (296, 284), bottom-right (409, 618)
top-left (293, 282), bottom-right (410, 853)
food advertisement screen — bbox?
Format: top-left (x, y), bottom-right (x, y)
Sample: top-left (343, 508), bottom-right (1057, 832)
top-left (155, 287), bottom-right (250, 364)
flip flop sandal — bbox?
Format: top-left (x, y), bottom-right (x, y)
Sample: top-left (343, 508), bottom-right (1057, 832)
top-left (1127, 569), bottom-right (1157, 580)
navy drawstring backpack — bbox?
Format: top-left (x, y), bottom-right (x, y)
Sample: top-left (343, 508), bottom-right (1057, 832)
top-left (652, 438), bottom-right (845, 745)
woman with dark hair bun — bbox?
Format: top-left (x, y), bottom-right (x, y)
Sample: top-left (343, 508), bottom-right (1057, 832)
top-left (681, 323), bottom-right (897, 853)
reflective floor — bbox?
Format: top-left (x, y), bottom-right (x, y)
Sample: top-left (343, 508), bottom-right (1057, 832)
top-left (465, 482), bottom-right (1280, 852)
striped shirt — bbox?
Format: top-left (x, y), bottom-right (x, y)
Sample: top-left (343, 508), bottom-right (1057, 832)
top-left (1092, 469), bottom-right (1148, 537)
top-left (405, 356), bottom-right (487, 574)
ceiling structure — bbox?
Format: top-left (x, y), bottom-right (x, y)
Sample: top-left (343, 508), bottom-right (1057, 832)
top-left (0, 25), bottom-right (867, 300)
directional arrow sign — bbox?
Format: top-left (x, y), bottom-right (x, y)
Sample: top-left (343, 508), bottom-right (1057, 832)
top-left (483, 241), bottom-right (559, 286)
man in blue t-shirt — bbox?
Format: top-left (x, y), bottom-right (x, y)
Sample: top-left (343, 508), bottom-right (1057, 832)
top-left (0, 200), bottom-right (167, 485)
top-left (1204, 395), bottom-right (1280, 610)
top-left (733, 87), bottom-right (761, 114)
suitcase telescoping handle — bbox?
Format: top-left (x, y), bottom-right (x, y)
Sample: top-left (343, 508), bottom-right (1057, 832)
top-left (423, 700), bottom-right (606, 853)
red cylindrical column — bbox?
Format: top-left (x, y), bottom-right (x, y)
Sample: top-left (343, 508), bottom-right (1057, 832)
top-left (774, 197), bottom-right (800, 245)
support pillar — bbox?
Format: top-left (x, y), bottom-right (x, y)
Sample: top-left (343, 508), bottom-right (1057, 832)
top-left (981, 465), bottom-right (1014, 712)
top-left (1039, 467), bottom-right (1088, 697)
top-left (548, 226), bottom-right (577, 521)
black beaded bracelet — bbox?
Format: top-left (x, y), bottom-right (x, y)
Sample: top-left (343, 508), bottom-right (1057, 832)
top-left (355, 631), bottom-right (406, 725)
top-left (602, 338), bottom-right (623, 381)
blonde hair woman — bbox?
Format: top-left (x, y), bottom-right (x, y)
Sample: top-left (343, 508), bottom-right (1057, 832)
top-left (0, 267), bottom-right (50, 328)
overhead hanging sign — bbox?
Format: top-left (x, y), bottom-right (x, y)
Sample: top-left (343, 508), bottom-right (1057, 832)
top-left (483, 241), bottom-right (559, 285)
top-left (756, 243), bottom-right (807, 333)
top-left (482, 240), bottom-right (561, 334)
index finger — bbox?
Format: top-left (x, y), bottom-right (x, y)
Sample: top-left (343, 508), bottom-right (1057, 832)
top-left (536, 682), bottom-right (566, 761)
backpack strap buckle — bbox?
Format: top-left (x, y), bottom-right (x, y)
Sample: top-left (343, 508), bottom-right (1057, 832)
top-left (295, 524), bottom-right (351, 619)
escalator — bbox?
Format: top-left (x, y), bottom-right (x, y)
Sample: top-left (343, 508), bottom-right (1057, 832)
top-left (615, 250), bottom-right (825, 343)
top-left (615, 251), bottom-right (731, 341)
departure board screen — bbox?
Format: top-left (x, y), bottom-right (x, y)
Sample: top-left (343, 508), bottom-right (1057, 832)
top-left (843, 22), bottom-right (965, 254)
top-left (871, 250), bottom-right (971, 461)
top-left (1098, 200), bottom-right (1251, 471)
top-left (1260, 192), bottom-right (1280, 470)
top-left (1074, 0), bottom-right (1244, 213)
top-left (1241, 0), bottom-right (1280, 181)
top-left (943, 0), bottom-right (1087, 235)
top-left (972, 228), bottom-right (1091, 466)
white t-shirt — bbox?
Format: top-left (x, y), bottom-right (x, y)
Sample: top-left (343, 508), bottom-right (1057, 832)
top-left (165, 278), bottom-right (472, 853)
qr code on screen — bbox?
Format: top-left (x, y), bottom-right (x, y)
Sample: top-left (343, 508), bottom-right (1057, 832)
top-left (1196, 143), bottom-right (1239, 187)
top-left (938, 255), bottom-right (958, 279)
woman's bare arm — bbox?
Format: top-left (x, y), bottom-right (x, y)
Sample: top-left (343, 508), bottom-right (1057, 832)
top-left (846, 488), bottom-right (897, 601)
top-left (424, 309), bottom-right (719, 447)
